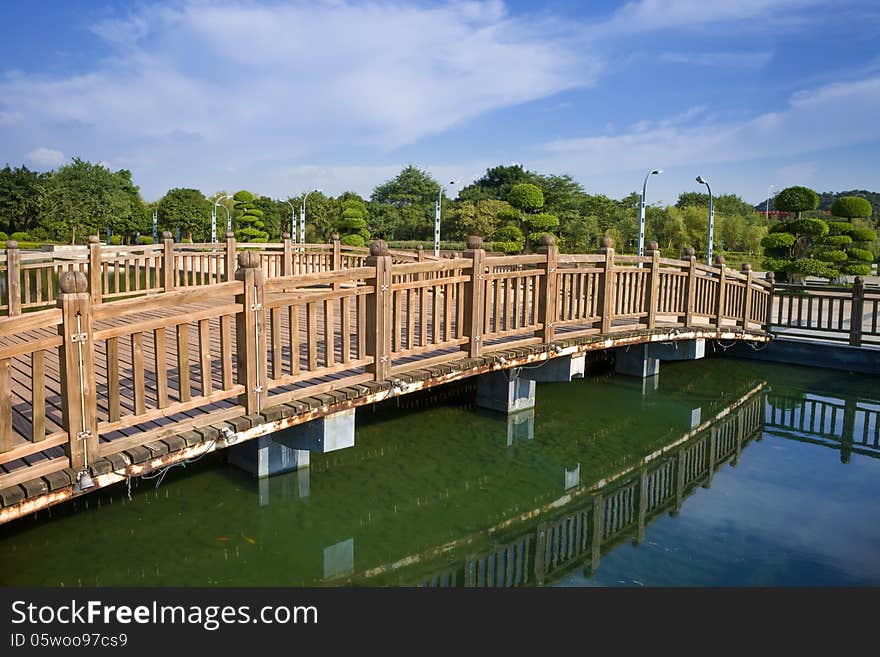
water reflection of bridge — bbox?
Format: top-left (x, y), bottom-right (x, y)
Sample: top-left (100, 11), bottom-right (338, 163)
top-left (332, 384), bottom-right (766, 587)
top-left (339, 382), bottom-right (879, 587)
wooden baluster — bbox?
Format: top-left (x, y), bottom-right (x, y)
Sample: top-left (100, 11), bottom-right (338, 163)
top-left (176, 324), bottom-right (190, 403)
top-left (644, 241), bottom-right (661, 329)
top-left (56, 271), bottom-right (98, 471)
top-left (220, 315), bottom-right (233, 390)
top-left (0, 358), bottom-right (10, 452)
top-left (225, 231), bottom-right (237, 282)
top-left (106, 337), bottom-right (120, 422)
top-left (31, 350), bottom-right (45, 442)
top-left (714, 255), bottom-right (726, 329)
top-left (764, 272), bottom-right (774, 332)
top-left (740, 263), bottom-right (753, 329)
top-left (331, 234), bottom-right (342, 291)
top-left (162, 231), bottom-right (175, 292)
top-left (234, 251), bottom-right (267, 413)
top-left (597, 237), bottom-right (615, 334)
top-left (6, 240), bottom-right (20, 316)
top-left (682, 247), bottom-right (696, 327)
top-left (461, 236), bottom-right (485, 357)
top-left (850, 275), bottom-right (865, 347)
top-left (199, 318), bottom-right (213, 396)
top-left (282, 233), bottom-right (293, 278)
top-left (537, 234), bottom-right (558, 342)
top-left (366, 240), bottom-right (392, 381)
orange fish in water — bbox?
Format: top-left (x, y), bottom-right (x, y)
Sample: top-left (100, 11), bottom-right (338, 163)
top-left (241, 533), bottom-right (256, 545)
top-left (216, 537), bottom-right (230, 542)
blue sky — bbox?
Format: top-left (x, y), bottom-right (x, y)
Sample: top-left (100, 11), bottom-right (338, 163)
top-left (1, 0), bottom-right (879, 205)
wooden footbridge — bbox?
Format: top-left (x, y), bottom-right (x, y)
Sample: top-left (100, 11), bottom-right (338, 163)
top-left (0, 233), bottom-right (772, 524)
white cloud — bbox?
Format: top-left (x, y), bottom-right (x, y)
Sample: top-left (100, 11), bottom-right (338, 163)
top-left (24, 147), bottom-right (65, 168)
top-left (538, 77), bottom-right (880, 177)
top-left (0, 1), bottom-right (598, 198)
top-left (660, 51), bottom-right (773, 68)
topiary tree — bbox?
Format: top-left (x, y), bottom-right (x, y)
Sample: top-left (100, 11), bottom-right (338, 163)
top-left (825, 220), bottom-right (877, 277)
top-left (337, 198), bottom-right (370, 247)
top-left (774, 186), bottom-right (819, 219)
top-left (233, 190), bottom-right (268, 242)
top-left (507, 183), bottom-right (544, 213)
top-left (506, 183), bottom-right (559, 251)
top-left (830, 196), bottom-right (873, 222)
top-left (491, 225), bottom-right (525, 254)
top-left (762, 216), bottom-right (835, 283)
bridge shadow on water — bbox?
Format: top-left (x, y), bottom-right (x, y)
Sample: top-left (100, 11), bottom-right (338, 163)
top-left (0, 358), bottom-right (877, 587)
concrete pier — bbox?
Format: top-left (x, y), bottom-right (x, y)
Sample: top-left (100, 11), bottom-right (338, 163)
top-left (228, 436), bottom-right (310, 478)
top-left (616, 339), bottom-right (706, 378)
top-left (520, 354), bottom-right (585, 382)
top-left (274, 408), bottom-right (356, 453)
top-left (476, 371), bottom-right (536, 414)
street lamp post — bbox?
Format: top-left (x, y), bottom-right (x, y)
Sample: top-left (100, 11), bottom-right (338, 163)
top-left (638, 168), bottom-right (663, 259)
top-left (300, 189), bottom-right (322, 245)
top-left (696, 176), bottom-right (714, 265)
top-left (283, 199), bottom-right (296, 242)
top-left (765, 184), bottom-right (775, 218)
top-left (435, 180), bottom-right (456, 258)
top-left (212, 196), bottom-right (232, 243)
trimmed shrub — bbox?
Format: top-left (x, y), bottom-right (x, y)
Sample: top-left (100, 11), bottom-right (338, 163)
top-left (785, 218), bottom-right (828, 238)
top-left (761, 233), bottom-right (796, 250)
top-left (774, 186), bottom-right (819, 216)
top-left (232, 190), bottom-right (254, 202)
top-left (340, 234), bottom-right (365, 248)
top-left (138, 236), bottom-right (154, 245)
top-left (849, 226), bottom-right (877, 243)
top-left (822, 234), bottom-right (852, 247)
top-left (109, 235), bottom-right (123, 245)
top-left (0, 232), bottom-right (8, 241)
top-left (841, 263), bottom-right (872, 276)
top-left (761, 257), bottom-right (791, 274)
top-left (846, 247), bottom-right (874, 263)
top-left (507, 183), bottom-right (544, 212)
top-left (813, 249), bottom-right (847, 263)
top-left (10, 231), bottom-right (29, 242)
top-left (786, 258), bottom-right (837, 279)
top-left (831, 196), bottom-right (872, 220)
top-left (523, 212), bottom-right (559, 233)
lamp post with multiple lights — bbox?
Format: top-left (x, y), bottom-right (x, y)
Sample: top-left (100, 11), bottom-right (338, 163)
top-left (283, 199), bottom-right (296, 241)
top-left (211, 195), bottom-right (232, 243)
top-left (300, 189), bottom-right (322, 245)
top-left (695, 175), bottom-right (714, 265)
top-left (638, 168), bottom-right (663, 258)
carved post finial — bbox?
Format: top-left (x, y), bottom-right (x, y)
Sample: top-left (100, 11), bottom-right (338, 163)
top-left (237, 250), bottom-right (261, 269)
top-left (466, 235), bottom-right (483, 250)
top-left (58, 270), bottom-right (89, 295)
top-left (741, 263), bottom-right (752, 272)
top-left (282, 232), bottom-right (291, 240)
top-left (369, 239), bottom-right (389, 256)
top-left (5, 240), bottom-right (18, 250)
top-left (88, 235), bottom-right (100, 245)
top-left (682, 247), bottom-right (695, 258)
top-left (226, 230), bottom-right (235, 239)
top-left (714, 255), bottom-right (726, 266)
top-left (330, 233), bottom-right (340, 242)
top-left (598, 236), bottom-right (613, 253)
top-left (645, 240), bottom-right (659, 255)
top-left (162, 231), bottom-right (173, 241)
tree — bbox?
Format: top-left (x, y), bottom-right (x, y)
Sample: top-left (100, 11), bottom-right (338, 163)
top-left (450, 199), bottom-right (512, 239)
top-left (371, 166), bottom-right (439, 240)
top-left (830, 196), bottom-right (873, 221)
top-left (233, 190), bottom-right (268, 242)
top-left (253, 197), bottom-right (284, 241)
top-left (675, 192), bottom-right (710, 209)
top-left (762, 217), bottom-right (834, 282)
top-left (457, 164), bottom-right (540, 203)
top-left (337, 197), bottom-right (370, 247)
top-left (0, 165), bottom-right (46, 234)
top-left (42, 158), bottom-right (146, 244)
top-left (774, 186), bottom-right (819, 219)
top-left (156, 188), bottom-right (212, 242)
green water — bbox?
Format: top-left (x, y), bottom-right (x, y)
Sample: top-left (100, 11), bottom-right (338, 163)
top-left (1, 357), bottom-right (878, 587)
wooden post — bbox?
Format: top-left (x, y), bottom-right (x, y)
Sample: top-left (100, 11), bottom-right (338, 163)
top-left (365, 240), bottom-right (393, 381)
top-left (850, 276), bottom-right (864, 347)
top-left (713, 255), bottom-right (726, 329)
top-left (416, 244), bottom-right (425, 262)
top-left (282, 233), bottom-right (293, 276)
top-left (764, 272), bottom-right (775, 332)
top-left (331, 233), bottom-right (342, 271)
top-left (538, 234), bottom-right (558, 343)
top-left (234, 251), bottom-right (267, 413)
top-left (88, 235), bottom-right (102, 305)
top-left (225, 231), bottom-right (237, 282)
top-left (635, 467), bottom-right (648, 545)
top-left (462, 236), bottom-right (485, 357)
top-left (330, 233), bottom-right (342, 291)
top-left (645, 241), bottom-right (661, 330)
top-left (162, 231), bottom-right (175, 292)
top-left (597, 237), bottom-right (615, 334)
top-left (5, 240), bottom-right (20, 316)
top-left (534, 522), bottom-right (548, 586)
top-left (57, 271), bottom-right (99, 471)
top-left (683, 247), bottom-right (696, 327)
top-left (740, 263), bottom-right (753, 330)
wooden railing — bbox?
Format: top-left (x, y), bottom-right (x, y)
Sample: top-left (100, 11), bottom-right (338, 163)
top-left (0, 233), bottom-right (425, 317)
top-left (0, 236), bottom-right (771, 493)
top-left (770, 277), bottom-right (878, 346)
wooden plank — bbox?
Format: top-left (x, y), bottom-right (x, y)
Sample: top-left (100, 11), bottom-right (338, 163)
top-left (199, 318), bottom-right (213, 396)
top-left (177, 323), bottom-right (191, 402)
top-left (306, 302), bottom-right (318, 371)
top-left (324, 298), bottom-right (335, 367)
top-left (154, 327), bottom-right (168, 409)
top-left (31, 350), bottom-right (45, 442)
top-left (0, 358), bottom-right (10, 452)
top-left (220, 314), bottom-right (233, 390)
top-left (107, 336), bottom-right (120, 422)
top-left (270, 307), bottom-right (282, 379)
top-left (341, 296), bottom-right (351, 363)
top-left (131, 332), bottom-right (146, 415)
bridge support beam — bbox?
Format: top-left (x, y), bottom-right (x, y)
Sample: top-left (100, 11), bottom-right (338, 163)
top-left (614, 344), bottom-right (659, 379)
top-left (476, 371), bottom-right (535, 414)
top-left (228, 436), bottom-right (310, 479)
top-left (274, 408), bottom-right (356, 453)
top-left (649, 339), bottom-right (705, 361)
top-left (519, 354), bottom-right (585, 383)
